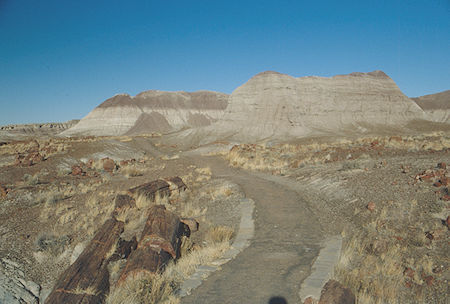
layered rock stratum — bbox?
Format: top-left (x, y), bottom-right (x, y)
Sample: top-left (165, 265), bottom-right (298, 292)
top-left (62, 91), bottom-right (228, 136)
top-left (0, 120), bottom-right (79, 141)
top-left (63, 70), bottom-right (434, 141)
top-left (212, 70), bottom-right (426, 141)
top-left (412, 90), bottom-right (450, 123)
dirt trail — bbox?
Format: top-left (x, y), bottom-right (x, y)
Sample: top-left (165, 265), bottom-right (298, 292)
top-left (181, 156), bottom-right (325, 304)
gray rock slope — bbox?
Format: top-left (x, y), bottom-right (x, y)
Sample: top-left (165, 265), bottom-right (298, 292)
top-left (211, 70), bottom-right (426, 141)
top-left (412, 90), bottom-right (450, 123)
top-left (62, 91), bottom-right (229, 136)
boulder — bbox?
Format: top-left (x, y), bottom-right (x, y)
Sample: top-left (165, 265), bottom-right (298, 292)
top-left (319, 280), bottom-right (355, 304)
top-left (102, 157), bottom-right (116, 173)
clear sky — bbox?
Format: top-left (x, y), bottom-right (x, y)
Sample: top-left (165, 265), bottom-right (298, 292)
top-left (0, 0), bottom-right (449, 125)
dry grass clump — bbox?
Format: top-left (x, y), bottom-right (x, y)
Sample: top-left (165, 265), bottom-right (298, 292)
top-left (120, 164), bottom-right (147, 178)
top-left (226, 134), bottom-right (450, 172)
top-left (334, 199), bottom-right (445, 304)
top-left (107, 226), bottom-right (234, 304)
top-left (205, 226), bottom-right (234, 245)
top-left (23, 172), bottom-right (42, 186)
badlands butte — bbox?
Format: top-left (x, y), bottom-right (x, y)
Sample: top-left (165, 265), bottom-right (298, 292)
top-left (0, 70), bottom-right (449, 304)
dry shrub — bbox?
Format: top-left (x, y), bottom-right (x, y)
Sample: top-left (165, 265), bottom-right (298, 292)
top-left (23, 172), bottom-right (41, 186)
top-left (205, 226), bottom-right (234, 245)
top-left (120, 164), bottom-right (146, 178)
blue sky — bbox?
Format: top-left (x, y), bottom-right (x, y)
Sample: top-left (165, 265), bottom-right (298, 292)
top-left (0, 0), bottom-right (449, 125)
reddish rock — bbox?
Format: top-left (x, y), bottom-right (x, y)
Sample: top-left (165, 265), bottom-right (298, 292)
top-left (440, 177), bottom-right (449, 186)
top-left (71, 165), bottom-right (85, 176)
top-left (433, 181), bottom-right (442, 187)
top-left (389, 136), bottom-right (402, 142)
top-left (86, 159), bottom-right (94, 169)
top-left (404, 267), bottom-right (415, 278)
top-left (437, 162), bottom-right (447, 169)
top-left (424, 275), bottom-right (434, 286)
top-left (367, 202), bottom-right (376, 212)
top-left (441, 195), bottom-right (450, 201)
top-left (319, 280), bottom-right (355, 304)
top-left (446, 216), bottom-right (450, 228)
top-left (304, 297), bottom-right (318, 304)
top-left (102, 158), bottom-right (116, 173)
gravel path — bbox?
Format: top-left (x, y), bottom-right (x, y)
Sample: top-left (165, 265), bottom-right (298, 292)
top-left (181, 156), bottom-right (325, 304)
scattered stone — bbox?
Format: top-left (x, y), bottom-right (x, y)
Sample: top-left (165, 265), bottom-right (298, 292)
top-left (367, 202), bottom-right (375, 212)
top-left (318, 279), bottom-right (355, 304)
top-left (441, 195), bottom-right (450, 201)
top-left (71, 165), bottom-right (85, 176)
top-left (304, 296), bottom-right (318, 304)
top-left (437, 162), bottom-right (446, 169)
top-left (102, 157), bottom-right (116, 173)
top-left (425, 231), bottom-right (434, 240)
top-left (424, 275), bottom-right (434, 286)
top-left (439, 176), bottom-right (449, 186)
top-left (445, 216), bottom-right (450, 228)
top-left (404, 267), bottom-right (415, 278)
top-left (433, 181), bottom-right (442, 187)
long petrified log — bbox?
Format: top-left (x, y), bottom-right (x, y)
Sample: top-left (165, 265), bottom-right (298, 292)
top-left (118, 205), bottom-right (190, 283)
top-left (128, 180), bottom-right (171, 201)
top-left (46, 218), bottom-right (124, 304)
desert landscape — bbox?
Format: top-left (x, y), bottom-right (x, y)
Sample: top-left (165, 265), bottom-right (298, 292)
top-left (0, 70), bottom-right (449, 304)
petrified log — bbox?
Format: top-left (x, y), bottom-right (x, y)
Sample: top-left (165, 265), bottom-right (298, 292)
top-left (128, 179), bottom-right (170, 201)
top-left (118, 205), bottom-right (189, 283)
top-left (46, 218), bottom-right (124, 304)
top-left (112, 194), bottom-right (136, 217)
top-left (181, 218), bottom-right (199, 234)
top-left (166, 176), bottom-right (187, 193)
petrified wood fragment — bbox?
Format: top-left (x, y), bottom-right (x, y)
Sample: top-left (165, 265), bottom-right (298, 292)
top-left (118, 205), bottom-right (190, 283)
top-left (46, 218), bottom-right (124, 304)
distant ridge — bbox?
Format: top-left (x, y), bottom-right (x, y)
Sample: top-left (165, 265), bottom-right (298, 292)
top-left (62, 70), bottom-right (436, 140)
top-left (411, 90), bottom-right (450, 123)
top-left (62, 91), bottom-right (228, 136)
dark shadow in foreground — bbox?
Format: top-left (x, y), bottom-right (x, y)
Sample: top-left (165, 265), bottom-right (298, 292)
top-left (268, 296), bottom-right (288, 304)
